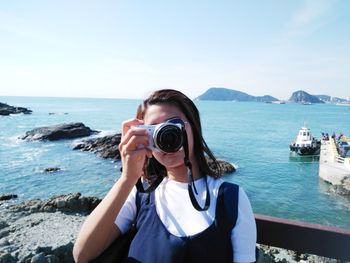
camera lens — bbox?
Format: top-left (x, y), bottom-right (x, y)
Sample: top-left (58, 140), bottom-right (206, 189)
top-left (155, 124), bottom-right (183, 153)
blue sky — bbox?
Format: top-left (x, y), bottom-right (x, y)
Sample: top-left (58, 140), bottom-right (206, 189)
top-left (0, 0), bottom-right (349, 100)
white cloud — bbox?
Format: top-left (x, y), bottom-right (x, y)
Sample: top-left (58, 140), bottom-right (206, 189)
top-left (285, 0), bottom-right (334, 38)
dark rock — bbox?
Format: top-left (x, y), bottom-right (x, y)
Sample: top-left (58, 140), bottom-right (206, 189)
top-left (35, 247), bottom-right (52, 256)
top-left (44, 255), bottom-right (59, 263)
top-left (28, 252), bottom-right (60, 263)
top-left (0, 102), bottom-right (32, 116)
top-left (20, 123), bottom-right (99, 141)
top-left (0, 194), bottom-right (18, 201)
top-left (51, 243), bottom-right (74, 263)
top-left (0, 252), bottom-right (17, 263)
top-left (43, 168), bottom-right (60, 173)
top-left (218, 159), bottom-right (236, 174)
top-left (32, 244), bottom-right (74, 263)
top-left (206, 157), bottom-right (236, 175)
top-left (0, 229), bottom-right (10, 239)
top-left (0, 220), bottom-right (9, 230)
top-left (73, 133), bottom-right (122, 160)
top-left (9, 193), bottom-right (101, 214)
top-left (0, 239), bottom-right (10, 247)
top-left (30, 252), bottom-right (47, 263)
top-left (30, 219), bottom-right (44, 227)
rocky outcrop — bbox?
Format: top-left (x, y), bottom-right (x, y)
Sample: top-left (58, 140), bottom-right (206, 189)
top-left (8, 193), bottom-right (100, 215)
top-left (73, 133), bottom-right (122, 159)
top-left (43, 167), bottom-right (61, 173)
top-left (0, 193), bottom-right (101, 262)
top-left (289, 90), bottom-right (325, 104)
top-left (0, 194), bottom-right (18, 201)
top-left (0, 102), bottom-right (32, 116)
top-left (206, 157), bottom-right (236, 174)
top-left (20, 122), bottom-right (99, 141)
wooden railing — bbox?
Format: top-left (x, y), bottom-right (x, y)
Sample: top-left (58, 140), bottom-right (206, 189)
top-left (255, 214), bottom-right (350, 261)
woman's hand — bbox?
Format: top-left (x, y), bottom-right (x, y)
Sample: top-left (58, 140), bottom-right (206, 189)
top-left (73, 118), bottom-right (152, 263)
top-left (118, 118), bottom-right (152, 183)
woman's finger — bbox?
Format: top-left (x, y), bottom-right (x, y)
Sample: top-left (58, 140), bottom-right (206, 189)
top-left (121, 118), bottom-right (144, 138)
top-left (119, 132), bottom-right (149, 154)
top-left (119, 127), bottom-right (148, 150)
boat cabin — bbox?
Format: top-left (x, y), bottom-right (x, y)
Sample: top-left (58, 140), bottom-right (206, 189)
top-left (290, 126), bottom-right (321, 155)
top-left (294, 127), bottom-right (313, 147)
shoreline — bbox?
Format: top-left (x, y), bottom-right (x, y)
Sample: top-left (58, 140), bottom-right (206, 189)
top-left (1, 193), bottom-right (348, 263)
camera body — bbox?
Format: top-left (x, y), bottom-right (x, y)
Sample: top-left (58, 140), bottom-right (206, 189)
top-left (137, 121), bottom-right (184, 153)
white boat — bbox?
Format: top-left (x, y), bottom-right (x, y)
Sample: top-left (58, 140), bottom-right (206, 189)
top-left (336, 97), bottom-right (350, 106)
top-left (301, 101), bottom-right (312, 105)
top-left (290, 127), bottom-right (321, 155)
top-left (336, 102), bottom-right (350, 106)
top-left (271, 100), bottom-right (286, 104)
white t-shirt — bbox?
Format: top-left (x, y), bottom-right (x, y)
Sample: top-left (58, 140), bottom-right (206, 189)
top-left (115, 176), bottom-right (256, 263)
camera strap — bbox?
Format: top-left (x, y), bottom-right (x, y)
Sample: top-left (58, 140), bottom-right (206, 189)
top-left (136, 173), bottom-right (163, 193)
top-left (182, 128), bottom-right (210, 211)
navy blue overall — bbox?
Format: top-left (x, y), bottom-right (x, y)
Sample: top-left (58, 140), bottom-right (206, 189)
top-left (127, 182), bottom-right (239, 263)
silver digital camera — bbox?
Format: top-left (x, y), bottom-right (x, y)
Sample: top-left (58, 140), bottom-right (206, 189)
top-left (137, 118), bottom-right (184, 153)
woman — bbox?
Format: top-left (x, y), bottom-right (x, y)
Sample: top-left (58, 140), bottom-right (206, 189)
top-left (73, 89), bottom-right (256, 263)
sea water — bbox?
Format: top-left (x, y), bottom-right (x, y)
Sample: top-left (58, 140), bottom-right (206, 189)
top-left (0, 96), bottom-right (349, 229)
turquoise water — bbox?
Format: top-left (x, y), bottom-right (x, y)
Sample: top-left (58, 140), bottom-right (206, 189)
top-left (1, 96), bottom-right (350, 229)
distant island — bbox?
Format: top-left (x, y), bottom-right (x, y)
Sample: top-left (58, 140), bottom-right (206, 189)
top-left (195, 87), bottom-right (278, 102)
top-left (196, 87), bottom-right (348, 104)
top-left (288, 90), bottom-right (324, 103)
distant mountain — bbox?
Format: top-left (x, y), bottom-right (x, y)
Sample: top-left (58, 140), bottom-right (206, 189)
top-left (315, 95), bottom-right (347, 103)
top-left (289, 90), bottom-right (324, 103)
top-left (256, 95), bottom-right (278, 102)
top-left (196, 88), bottom-right (278, 102)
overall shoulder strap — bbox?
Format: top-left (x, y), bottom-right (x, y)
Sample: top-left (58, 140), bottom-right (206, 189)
top-left (135, 190), bottom-right (141, 214)
top-left (134, 191), bottom-right (151, 219)
top-left (217, 182), bottom-right (239, 231)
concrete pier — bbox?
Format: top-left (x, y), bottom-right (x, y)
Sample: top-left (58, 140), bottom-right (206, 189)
top-left (318, 139), bottom-right (350, 186)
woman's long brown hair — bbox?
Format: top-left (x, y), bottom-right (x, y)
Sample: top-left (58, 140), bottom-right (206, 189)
top-left (136, 89), bottom-right (222, 185)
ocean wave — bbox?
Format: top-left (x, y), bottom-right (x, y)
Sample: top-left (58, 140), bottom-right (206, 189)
top-left (8, 113), bottom-right (25, 117)
top-left (1, 135), bottom-right (25, 148)
top-left (23, 150), bottom-right (45, 161)
top-left (70, 130), bottom-right (117, 146)
top-left (93, 130), bottom-right (117, 136)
